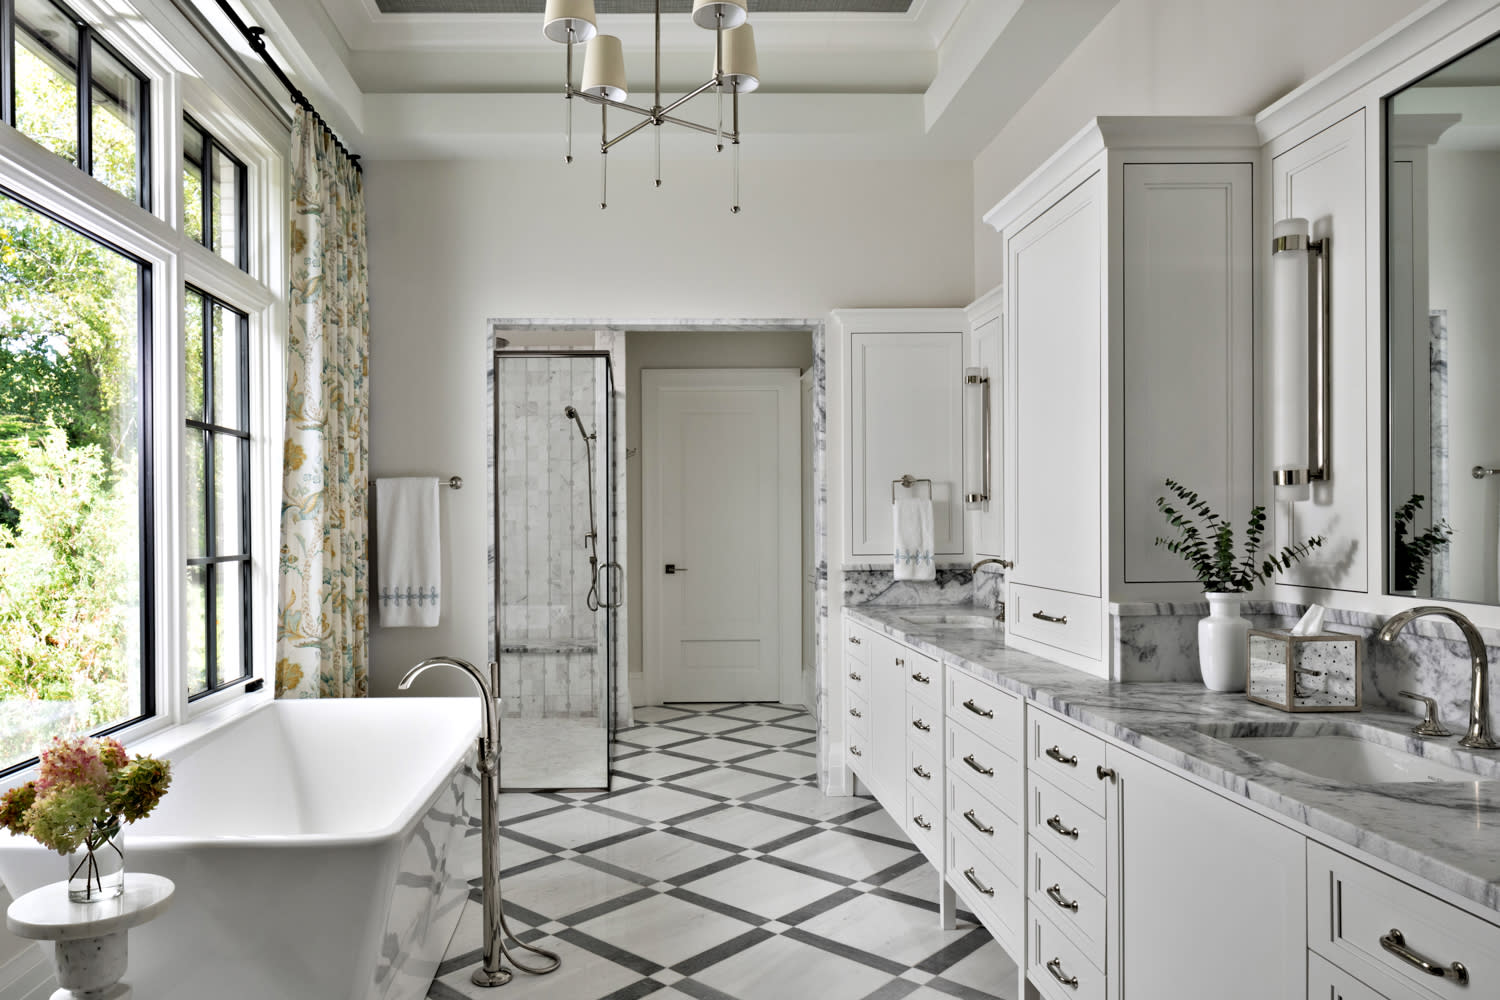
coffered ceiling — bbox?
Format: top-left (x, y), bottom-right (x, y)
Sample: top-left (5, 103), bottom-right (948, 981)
top-left (213, 0), bottom-right (1118, 161)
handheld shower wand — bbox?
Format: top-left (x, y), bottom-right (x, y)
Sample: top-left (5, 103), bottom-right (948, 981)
top-left (565, 406), bottom-right (605, 611)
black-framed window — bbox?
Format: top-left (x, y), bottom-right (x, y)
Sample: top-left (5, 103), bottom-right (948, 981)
top-left (184, 287), bottom-right (250, 697)
top-left (3, 0), bottom-right (150, 208)
top-left (182, 115), bottom-right (246, 270)
top-left (0, 183), bottom-right (153, 770)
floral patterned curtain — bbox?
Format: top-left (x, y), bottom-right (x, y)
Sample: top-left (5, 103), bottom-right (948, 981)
top-left (275, 108), bottom-right (369, 699)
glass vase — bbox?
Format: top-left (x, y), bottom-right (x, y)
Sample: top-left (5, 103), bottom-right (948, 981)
top-left (66, 821), bottom-right (124, 902)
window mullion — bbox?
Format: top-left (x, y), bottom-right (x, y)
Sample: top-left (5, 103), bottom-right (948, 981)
top-left (201, 124), bottom-right (213, 255)
top-left (76, 22), bottom-right (90, 175)
top-left (1, 0), bottom-right (14, 126)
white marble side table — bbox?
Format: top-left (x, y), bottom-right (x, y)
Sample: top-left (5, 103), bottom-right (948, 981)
top-left (6, 873), bottom-right (173, 1000)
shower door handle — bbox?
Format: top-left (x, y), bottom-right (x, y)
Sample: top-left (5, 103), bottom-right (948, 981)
top-left (665, 564), bottom-right (687, 574)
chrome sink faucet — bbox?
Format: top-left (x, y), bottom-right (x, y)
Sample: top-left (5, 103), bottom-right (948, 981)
top-left (970, 558), bottom-right (1012, 618)
top-left (1378, 607), bottom-right (1499, 750)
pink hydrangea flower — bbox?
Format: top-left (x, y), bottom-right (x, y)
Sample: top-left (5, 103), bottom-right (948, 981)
top-left (35, 736), bottom-right (108, 797)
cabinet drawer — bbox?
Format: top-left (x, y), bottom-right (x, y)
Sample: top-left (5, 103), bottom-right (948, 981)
top-left (906, 782), bottom-right (942, 863)
top-left (949, 824), bottom-right (1021, 944)
top-left (946, 719), bottom-right (1020, 821)
top-left (1028, 707), bottom-right (1109, 815)
top-left (901, 646), bottom-right (939, 700)
top-left (846, 688), bottom-right (870, 731)
top-left (947, 775), bottom-right (1020, 883)
top-left (844, 660), bottom-right (871, 703)
top-left (1308, 953), bottom-right (1395, 1000)
top-left (1030, 911), bottom-right (1105, 1000)
top-left (946, 670), bottom-right (1022, 757)
top-left (907, 740), bottom-right (940, 793)
top-left (906, 696), bottom-right (940, 756)
top-left (1008, 583), bottom-right (1101, 663)
top-left (1309, 841), bottom-right (1500, 1000)
top-left (1029, 839), bottom-right (1106, 971)
top-left (844, 621), bottom-right (872, 664)
top-left (1029, 775), bottom-right (1106, 892)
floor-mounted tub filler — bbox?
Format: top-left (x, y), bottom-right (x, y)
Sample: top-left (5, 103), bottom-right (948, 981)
top-left (0, 697), bottom-right (483, 1000)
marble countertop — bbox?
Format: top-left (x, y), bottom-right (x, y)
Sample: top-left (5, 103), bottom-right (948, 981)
top-left (845, 604), bottom-right (1500, 917)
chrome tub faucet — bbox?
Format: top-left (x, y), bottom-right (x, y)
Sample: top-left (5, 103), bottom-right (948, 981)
top-left (1378, 607), bottom-right (1499, 750)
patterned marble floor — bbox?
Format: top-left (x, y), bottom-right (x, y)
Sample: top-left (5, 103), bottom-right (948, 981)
top-left (500, 717), bottom-right (610, 790)
top-left (428, 703), bottom-right (1017, 1000)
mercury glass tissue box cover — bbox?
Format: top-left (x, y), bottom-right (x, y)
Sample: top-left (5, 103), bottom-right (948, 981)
top-left (1247, 629), bottom-right (1362, 713)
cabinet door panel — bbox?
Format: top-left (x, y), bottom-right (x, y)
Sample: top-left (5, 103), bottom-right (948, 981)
top-left (868, 634), bottom-right (908, 812)
top-left (969, 312), bottom-right (1003, 556)
top-left (849, 331), bottom-right (964, 556)
top-left (1009, 174), bottom-right (1103, 596)
top-left (1116, 749), bottom-right (1306, 1000)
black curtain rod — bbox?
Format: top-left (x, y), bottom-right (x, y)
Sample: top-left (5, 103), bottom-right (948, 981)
top-left (213, 1), bottom-right (362, 172)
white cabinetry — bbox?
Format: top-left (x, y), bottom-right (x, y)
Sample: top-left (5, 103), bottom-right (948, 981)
top-left (985, 120), bottom-right (1257, 677)
top-left (965, 285), bottom-right (1005, 558)
top-left (834, 310), bottom-right (966, 563)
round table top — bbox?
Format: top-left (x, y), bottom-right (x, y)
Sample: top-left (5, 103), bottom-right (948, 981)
top-left (6, 873), bottom-right (174, 941)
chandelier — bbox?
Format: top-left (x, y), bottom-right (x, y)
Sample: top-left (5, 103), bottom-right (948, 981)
top-left (543, 0), bottom-right (760, 212)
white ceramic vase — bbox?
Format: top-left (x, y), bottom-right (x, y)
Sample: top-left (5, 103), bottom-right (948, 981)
top-left (1198, 592), bottom-right (1250, 692)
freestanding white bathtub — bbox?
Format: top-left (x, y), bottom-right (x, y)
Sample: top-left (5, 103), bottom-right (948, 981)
top-left (0, 698), bottom-right (481, 1000)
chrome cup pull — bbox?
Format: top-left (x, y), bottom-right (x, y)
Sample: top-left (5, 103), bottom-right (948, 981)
top-left (962, 698), bottom-right (994, 719)
top-left (849, 745), bottom-right (862, 757)
top-left (962, 867), bottom-right (995, 897)
top-left (1046, 884), bottom-right (1079, 913)
top-left (912, 718), bottom-right (932, 732)
top-left (1047, 815), bottom-right (1080, 840)
top-left (1379, 929), bottom-right (1469, 985)
top-left (1045, 745), bottom-right (1078, 767)
top-left (912, 764), bottom-right (931, 780)
top-left (848, 671), bottom-right (862, 682)
top-left (1045, 958), bottom-right (1079, 989)
top-left (849, 707), bottom-right (862, 718)
top-left (1033, 610), bottom-right (1068, 624)
top-left (913, 814), bottom-right (932, 831)
top-left (962, 808), bottom-right (994, 835)
top-left (962, 753), bottom-right (994, 776)
top-left (911, 671), bottom-right (931, 684)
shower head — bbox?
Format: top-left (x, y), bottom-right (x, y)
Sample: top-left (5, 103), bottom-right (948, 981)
top-left (564, 406), bottom-right (578, 419)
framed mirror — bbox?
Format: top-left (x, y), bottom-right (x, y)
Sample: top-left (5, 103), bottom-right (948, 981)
top-left (1386, 32), bottom-right (1500, 603)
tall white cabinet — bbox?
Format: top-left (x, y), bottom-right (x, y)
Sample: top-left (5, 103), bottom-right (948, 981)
top-left (985, 119), bottom-right (1258, 677)
top-left (965, 286), bottom-right (1005, 559)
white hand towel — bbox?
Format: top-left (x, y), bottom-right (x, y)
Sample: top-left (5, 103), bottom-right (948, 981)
top-left (892, 498), bottom-right (935, 582)
top-left (376, 477), bottom-right (441, 627)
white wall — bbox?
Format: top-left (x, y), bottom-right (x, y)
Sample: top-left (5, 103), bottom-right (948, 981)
top-left (971, 0), bottom-right (1430, 292)
top-left (365, 157), bottom-right (972, 698)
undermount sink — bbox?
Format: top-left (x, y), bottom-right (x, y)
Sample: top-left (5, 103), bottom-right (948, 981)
top-left (899, 613), bottom-right (997, 630)
top-left (1195, 723), bottom-right (1497, 785)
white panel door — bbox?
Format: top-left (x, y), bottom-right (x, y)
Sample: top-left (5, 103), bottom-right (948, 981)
top-left (1122, 161), bottom-right (1254, 583)
top-left (1271, 110), bottom-right (1367, 591)
top-left (1009, 173), bottom-right (1103, 597)
top-left (849, 331), bottom-right (965, 557)
top-left (644, 370), bottom-right (800, 702)
top-left (969, 313), bottom-right (1004, 557)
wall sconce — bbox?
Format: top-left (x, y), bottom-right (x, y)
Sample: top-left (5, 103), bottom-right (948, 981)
top-left (964, 367), bottom-right (989, 505)
top-left (1270, 217), bottom-right (1330, 498)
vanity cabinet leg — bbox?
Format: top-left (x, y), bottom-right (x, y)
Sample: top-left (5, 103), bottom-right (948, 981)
top-left (939, 877), bottom-right (956, 930)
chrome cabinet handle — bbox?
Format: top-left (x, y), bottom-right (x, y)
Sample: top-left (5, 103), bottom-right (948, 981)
top-left (849, 745), bottom-right (863, 757)
top-left (1046, 884), bottom-right (1079, 913)
top-left (912, 719), bottom-right (931, 732)
top-left (912, 814), bottom-right (932, 831)
top-left (848, 671), bottom-right (862, 682)
top-left (912, 764), bottom-right (931, 780)
top-left (849, 707), bottom-right (862, 718)
top-left (1045, 745), bottom-right (1078, 767)
top-left (1033, 610), bottom-right (1068, 624)
top-left (1045, 958), bottom-right (1079, 989)
top-left (848, 635), bottom-right (861, 645)
top-left (962, 698), bottom-right (994, 719)
top-left (911, 671), bottom-right (931, 684)
top-left (1380, 928), bottom-right (1469, 985)
top-left (962, 753), bottom-right (994, 776)
top-left (963, 808), bottom-right (994, 835)
top-left (962, 867), bottom-right (994, 897)
top-left (1047, 815), bottom-right (1080, 840)
top-left (1096, 765), bottom-right (1117, 783)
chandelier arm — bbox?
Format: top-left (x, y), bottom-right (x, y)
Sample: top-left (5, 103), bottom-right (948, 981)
top-left (602, 114), bottom-right (656, 152)
top-left (659, 111), bottom-right (736, 141)
top-left (658, 79), bottom-right (720, 119)
top-left (571, 89), bottom-right (657, 120)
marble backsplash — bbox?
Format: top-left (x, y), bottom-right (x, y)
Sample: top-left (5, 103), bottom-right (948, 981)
top-left (842, 563), bottom-right (1003, 607)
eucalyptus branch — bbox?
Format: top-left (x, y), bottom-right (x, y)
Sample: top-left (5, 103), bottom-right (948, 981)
top-left (1154, 479), bottom-right (1324, 593)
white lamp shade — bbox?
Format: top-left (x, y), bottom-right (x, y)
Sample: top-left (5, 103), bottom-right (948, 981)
top-left (693, 0), bottom-right (748, 30)
top-left (714, 24), bottom-right (760, 93)
top-left (581, 35), bottom-right (628, 102)
top-left (1270, 217), bottom-right (1311, 500)
top-left (544, 0), bottom-right (597, 43)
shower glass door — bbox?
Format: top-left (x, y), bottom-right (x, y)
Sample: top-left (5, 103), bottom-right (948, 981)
top-left (492, 350), bottom-right (617, 790)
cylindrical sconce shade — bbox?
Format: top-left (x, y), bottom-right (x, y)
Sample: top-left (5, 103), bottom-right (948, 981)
top-left (581, 35), bottom-right (628, 102)
top-left (543, 0), bottom-right (597, 43)
top-left (693, 0), bottom-right (748, 30)
top-left (714, 24), bottom-right (760, 93)
top-left (1271, 217), bottom-right (1311, 500)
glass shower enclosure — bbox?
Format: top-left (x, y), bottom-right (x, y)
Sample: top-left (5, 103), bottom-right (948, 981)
top-left (490, 350), bottom-right (619, 790)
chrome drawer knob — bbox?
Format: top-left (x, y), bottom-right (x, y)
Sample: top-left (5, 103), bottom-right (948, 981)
top-left (848, 671), bottom-right (862, 682)
top-left (849, 707), bottom-right (862, 718)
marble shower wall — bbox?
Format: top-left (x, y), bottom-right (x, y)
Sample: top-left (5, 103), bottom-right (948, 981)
top-left (494, 355), bottom-right (607, 721)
